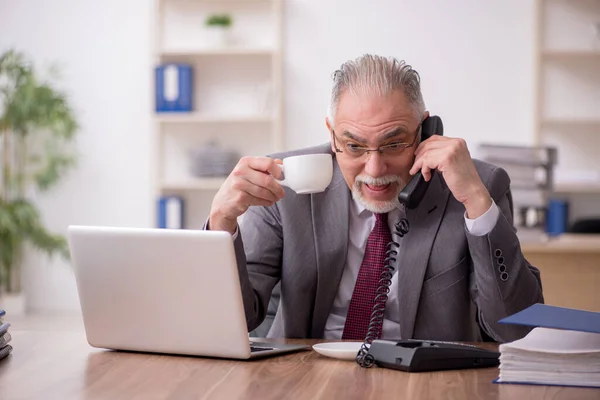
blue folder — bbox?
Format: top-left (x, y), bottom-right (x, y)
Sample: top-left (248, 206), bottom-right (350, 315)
top-left (498, 303), bottom-right (600, 334)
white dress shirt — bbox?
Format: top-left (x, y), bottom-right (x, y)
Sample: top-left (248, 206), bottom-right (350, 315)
top-left (323, 198), bottom-right (500, 339)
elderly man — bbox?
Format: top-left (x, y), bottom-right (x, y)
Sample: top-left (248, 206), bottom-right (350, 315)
top-left (207, 54), bottom-right (543, 343)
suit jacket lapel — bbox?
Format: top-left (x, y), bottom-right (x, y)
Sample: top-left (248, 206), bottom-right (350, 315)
top-left (396, 172), bottom-right (450, 339)
top-left (310, 156), bottom-right (350, 337)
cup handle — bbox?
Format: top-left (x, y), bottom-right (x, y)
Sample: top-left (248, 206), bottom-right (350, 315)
top-left (275, 164), bottom-right (287, 187)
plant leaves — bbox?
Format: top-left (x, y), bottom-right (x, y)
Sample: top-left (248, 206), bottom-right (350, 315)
top-left (0, 48), bottom-right (78, 291)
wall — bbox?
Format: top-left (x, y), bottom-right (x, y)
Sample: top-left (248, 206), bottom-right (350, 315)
top-left (0, 0), bottom-right (537, 312)
top-left (0, 0), bottom-right (153, 312)
top-left (284, 0), bottom-right (537, 151)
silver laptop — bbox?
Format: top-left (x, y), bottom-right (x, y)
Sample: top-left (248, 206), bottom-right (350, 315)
top-left (67, 225), bottom-right (309, 359)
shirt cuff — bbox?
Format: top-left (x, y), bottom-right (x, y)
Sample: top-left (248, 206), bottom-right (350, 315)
top-left (231, 225), bottom-right (239, 240)
top-left (464, 200), bottom-right (499, 236)
top-left (205, 218), bottom-right (240, 240)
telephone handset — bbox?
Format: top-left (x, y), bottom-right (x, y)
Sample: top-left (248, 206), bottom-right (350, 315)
top-left (355, 115), bottom-right (466, 370)
top-left (397, 115), bottom-right (444, 209)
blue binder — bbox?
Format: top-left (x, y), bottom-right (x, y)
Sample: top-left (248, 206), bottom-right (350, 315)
top-left (157, 196), bottom-right (185, 229)
top-left (155, 63), bottom-right (193, 112)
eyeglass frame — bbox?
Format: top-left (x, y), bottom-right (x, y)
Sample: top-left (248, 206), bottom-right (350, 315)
top-left (332, 123), bottom-right (422, 158)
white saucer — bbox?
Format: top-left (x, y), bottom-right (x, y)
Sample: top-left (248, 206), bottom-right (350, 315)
top-left (312, 341), bottom-right (363, 361)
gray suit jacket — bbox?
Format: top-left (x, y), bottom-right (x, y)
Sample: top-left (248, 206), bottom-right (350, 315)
top-left (231, 144), bottom-right (544, 342)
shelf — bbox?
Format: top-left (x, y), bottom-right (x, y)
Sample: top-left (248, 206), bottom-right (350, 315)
top-left (483, 157), bottom-right (553, 168)
top-left (165, 0), bottom-right (281, 3)
top-left (542, 50), bottom-right (600, 60)
top-left (156, 113), bottom-right (274, 124)
top-left (554, 182), bottom-right (600, 194)
top-left (161, 178), bottom-right (226, 191)
top-left (521, 234), bottom-right (600, 254)
top-left (542, 118), bottom-right (600, 127)
top-left (159, 48), bottom-right (276, 57)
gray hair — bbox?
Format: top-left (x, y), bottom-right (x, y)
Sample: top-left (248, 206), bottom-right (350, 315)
top-left (328, 54), bottom-right (426, 124)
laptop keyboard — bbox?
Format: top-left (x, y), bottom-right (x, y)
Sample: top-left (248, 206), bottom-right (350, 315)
top-left (250, 346), bottom-right (274, 352)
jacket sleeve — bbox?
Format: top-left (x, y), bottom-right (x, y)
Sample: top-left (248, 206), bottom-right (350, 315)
top-left (207, 204), bottom-right (283, 332)
top-left (466, 166), bottom-right (544, 343)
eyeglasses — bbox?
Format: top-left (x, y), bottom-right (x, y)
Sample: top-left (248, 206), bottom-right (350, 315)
top-left (332, 124), bottom-right (422, 159)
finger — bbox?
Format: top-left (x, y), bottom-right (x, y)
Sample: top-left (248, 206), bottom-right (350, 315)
top-left (414, 136), bottom-right (449, 156)
top-left (246, 156), bottom-right (283, 179)
top-left (233, 158), bottom-right (285, 198)
top-left (227, 181), bottom-right (276, 213)
top-left (241, 168), bottom-right (285, 200)
top-left (228, 198), bottom-right (273, 219)
top-left (251, 198), bottom-right (276, 207)
top-left (242, 181), bottom-right (282, 204)
top-left (410, 148), bottom-right (445, 177)
top-left (270, 159), bottom-right (284, 179)
top-left (409, 157), bottom-right (423, 176)
top-left (236, 193), bottom-right (275, 209)
top-left (421, 164), bottom-right (432, 182)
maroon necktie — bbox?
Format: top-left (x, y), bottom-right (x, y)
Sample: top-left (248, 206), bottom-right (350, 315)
top-left (342, 213), bottom-right (392, 341)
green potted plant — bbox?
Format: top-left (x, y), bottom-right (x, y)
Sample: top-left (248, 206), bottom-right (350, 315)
top-left (0, 48), bottom-right (78, 308)
top-left (204, 13), bottom-right (234, 47)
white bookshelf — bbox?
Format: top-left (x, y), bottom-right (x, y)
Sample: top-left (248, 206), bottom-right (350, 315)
top-left (541, 117), bottom-right (600, 127)
top-left (534, 0), bottom-right (600, 204)
top-left (542, 50), bottom-right (600, 60)
top-left (152, 0), bottom-right (284, 228)
top-left (159, 48), bottom-right (277, 57)
top-left (554, 182), bottom-right (600, 194)
top-left (161, 178), bottom-right (227, 191)
top-left (156, 113), bottom-right (274, 124)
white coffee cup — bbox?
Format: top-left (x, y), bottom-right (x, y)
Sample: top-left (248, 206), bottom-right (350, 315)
top-left (276, 154), bottom-right (333, 194)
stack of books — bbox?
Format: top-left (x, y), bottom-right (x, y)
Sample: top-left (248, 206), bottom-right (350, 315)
top-left (0, 309), bottom-right (12, 361)
top-left (495, 304), bottom-right (600, 388)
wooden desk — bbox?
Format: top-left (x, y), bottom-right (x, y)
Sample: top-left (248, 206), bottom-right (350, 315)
top-left (0, 330), bottom-right (597, 399)
top-left (521, 234), bottom-right (600, 312)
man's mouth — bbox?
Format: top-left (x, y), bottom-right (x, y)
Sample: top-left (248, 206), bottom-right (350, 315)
top-left (365, 183), bottom-right (391, 192)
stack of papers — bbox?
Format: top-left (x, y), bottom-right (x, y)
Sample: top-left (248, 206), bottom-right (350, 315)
top-left (0, 309), bottom-right (12, 361)
top-left (495, 304), bottom-right (600, 388)
top-left (498, 327), bottom-right (600, 387)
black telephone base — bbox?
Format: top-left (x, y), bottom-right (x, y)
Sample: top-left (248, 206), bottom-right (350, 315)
top-left (368, 339), bottom-right (500, 372)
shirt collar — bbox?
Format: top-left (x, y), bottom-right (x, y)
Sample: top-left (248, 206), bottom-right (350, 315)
top-left (351, 197), bottom-right (370, 218)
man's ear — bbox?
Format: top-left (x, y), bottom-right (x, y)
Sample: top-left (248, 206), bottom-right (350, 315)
top-left (326, 117), bottom-right (335, 153)
top-left (422, 110), bottom-right (430, 123)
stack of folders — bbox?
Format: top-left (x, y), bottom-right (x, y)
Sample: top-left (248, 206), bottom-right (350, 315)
top-left (495, 304), bottom-right (600, 388)
top-left (0, 309), bottom-right (12, 361)
top-left (478, 144), bottom-right (558, 241)
top-left (478, 144), bottom-right (558, 190)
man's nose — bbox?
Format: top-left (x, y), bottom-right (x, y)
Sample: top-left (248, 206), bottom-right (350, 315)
top-left (363, 151), bottom-right (388, 177)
